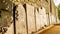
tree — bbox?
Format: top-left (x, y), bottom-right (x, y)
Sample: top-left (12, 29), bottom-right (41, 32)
top-left (57, 4), bottom-right (60, 20)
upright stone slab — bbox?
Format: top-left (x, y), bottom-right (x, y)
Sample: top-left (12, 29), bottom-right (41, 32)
top-left (50, 14), bottom-right (56, 24)
top-left (52, 15), bottom-right (56, 23)
top-left (38, 7), bottom-right (45, 28)
top-left (26, 4), bottom-right (36, 34)
top-left (35, 9), bottom-right (41, 31)
top-left (39, 7), bottom-right (48, 27)
top-left (35, 7), bottom-right (48, 31)
top-left (46, 14), bottom-right (50, 25)
top-left (16, 4), bottom-right (27, 34)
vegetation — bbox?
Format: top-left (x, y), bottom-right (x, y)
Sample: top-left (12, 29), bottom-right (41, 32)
top-left (57, 4), bottom-right (60, 20)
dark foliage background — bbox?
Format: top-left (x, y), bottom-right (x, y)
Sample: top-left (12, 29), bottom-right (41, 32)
top-left (57, 4), bottom-right (60, 20)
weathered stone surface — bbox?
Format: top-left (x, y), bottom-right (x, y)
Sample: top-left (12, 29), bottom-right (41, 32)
top-left (26, 4), bottom-right (36, 34)
top-left (39, 7), bottom-right (48, 27)
top-left (16, 4), bottom-right (27, 34)
top-left (0, 11), bottom-right (12, 27)
top-left (35, 7), bottom-right (49, 31)
top-left (5, 23), bottom-right (14, 34)
top-left (0, 0), bottom-right (58, 34)
top-left (49, 14), bottom-right (56, 24)
top-left (35, 9), bottom-right (41, 31)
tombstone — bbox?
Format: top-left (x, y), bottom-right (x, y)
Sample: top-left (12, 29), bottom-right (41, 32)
top-left (46, 14), bottom-right (50, 25)
top-left (50, 14), bottom-right (56, 24)
top-left (52, 15), bottom-right (56, 24)
top-left (35, 9), bottom-right (41, 31)
top-left (39, 7), bottom-right (48, 27)
top-left (26, 4), bottom-right (36, 34)
top-left (16, 4), bottom-right (27, 34)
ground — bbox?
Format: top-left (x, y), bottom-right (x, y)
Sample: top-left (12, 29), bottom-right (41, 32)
top-left (40, 25), bottom-right (60, 34)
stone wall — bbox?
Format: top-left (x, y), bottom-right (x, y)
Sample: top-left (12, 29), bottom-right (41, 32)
top-left (4, 0), bottom-right (58, 34)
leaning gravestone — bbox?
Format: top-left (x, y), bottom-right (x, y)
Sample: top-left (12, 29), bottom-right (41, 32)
top-left (16, 4), bottom-right (27, 34)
